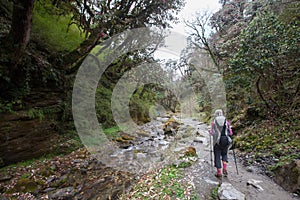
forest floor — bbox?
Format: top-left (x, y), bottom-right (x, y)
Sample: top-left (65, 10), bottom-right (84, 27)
top-left (0, 115), bottom-right (299, 199)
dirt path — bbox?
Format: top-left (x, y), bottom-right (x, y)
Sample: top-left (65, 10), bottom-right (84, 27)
top-left (183, 120), bottom-right (298, 199)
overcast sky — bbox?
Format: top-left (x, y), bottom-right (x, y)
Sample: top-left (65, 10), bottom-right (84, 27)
top-left (172, 0), bottom-right (221, 35)
top-left (154, 0), bottom-right (221, 60)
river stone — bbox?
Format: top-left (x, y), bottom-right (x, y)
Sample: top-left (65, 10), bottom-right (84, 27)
top-left (194, 137), bottom-right (205, 143)
top-left (180, 126), bottom-right (195, 138)
top-left (163, 117), bottom-right (181, 135)
top-left (246, 166), bottom-right (254, 172)
top-left (247, 179), bottom-right (264, 191)
top-left (136, 130), bottom-right (150, 137)
top-left (156, 117), bottom-right (169, 122)
top-left (218, 182), bottom-right (245, 200)
top-left (0, 174), bottom-right (12, 182)
top-left (273, 159), bottom-right (300, 194)
top-left (51, 187), bottom-right (75, 199)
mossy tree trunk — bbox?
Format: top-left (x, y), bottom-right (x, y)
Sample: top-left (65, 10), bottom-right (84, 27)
top-left (10, 0), bottom-right (35, 64)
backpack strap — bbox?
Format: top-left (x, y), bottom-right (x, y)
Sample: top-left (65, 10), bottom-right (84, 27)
top-left (220, 119), bottom-right (227, 136)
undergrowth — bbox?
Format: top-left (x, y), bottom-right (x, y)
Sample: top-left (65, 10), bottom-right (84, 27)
top-left (119, 165), bottom-right (198, 200)
top-left (235, 111), bottom-right (300, 173)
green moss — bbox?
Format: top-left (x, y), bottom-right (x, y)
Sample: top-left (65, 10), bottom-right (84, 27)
top-left (8, 178), bottom-right (38, 193)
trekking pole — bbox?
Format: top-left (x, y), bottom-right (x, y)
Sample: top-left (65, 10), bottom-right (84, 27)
top-left (232, 140), bottom-right (239, 175)
top-left (209, 132), bottom-right (213, 169)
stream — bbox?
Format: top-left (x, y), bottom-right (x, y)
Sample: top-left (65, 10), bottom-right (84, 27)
top-left (0, 114), bottom-right (298, 199)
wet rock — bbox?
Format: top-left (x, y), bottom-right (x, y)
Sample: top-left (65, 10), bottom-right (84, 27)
top-left (135, 130), bottom-right (151, 137)
top-left (0, 174), bottom-right (12, 182)
top-left (183, 147), bottom-right (197, 157)
top-left (156, 117), bottom-right (169, 122)
top-left (218, 182), bottom-right (245, 200)
top-left (247, 179), bottom-right (264, 191)
top-left (204, 178), bottom-right (219, 185)
top-left (50, 187), bottom-right (75, 199)
top-left (163, 117), bottom-right (181, 135)
top-left (195, 131), bottom-right (206, 137)
top-left (159, 140), bottom-right (169, 146)
top-left (246, 166), bottom-right (254, 173)
top-left (43, 187), bottom-right (56, 192)
top-left (179, 125), bottom-right (195, 138)
top-left (72, 159), bottom-right (83, 163)
top-left (194, 137), bottom-right (205, 143)
top-left (273, 160), bottom-right (300, 194)
top-left (46, 176), bottom-right (56, 184)
top-left (120, 133), bottom-right (134, 141)
top-left (136, 153), bottom-right (147, 159)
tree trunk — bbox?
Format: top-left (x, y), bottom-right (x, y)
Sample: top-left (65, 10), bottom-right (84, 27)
top-left (63, 27), bottom-right (104, 73)
top-left (10, 0), bottom-right (35, 63)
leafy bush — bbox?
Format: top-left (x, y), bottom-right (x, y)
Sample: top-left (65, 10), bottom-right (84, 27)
top-left (228, 11), bottom-right (300, 116)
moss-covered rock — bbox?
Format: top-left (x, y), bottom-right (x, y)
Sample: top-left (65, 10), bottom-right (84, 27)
top-left (9, 178), bottom-right (39, 193)
top-left (183, 147), bottom-right (197, 157)
top-left (273, 160), bottom-right (300, 194)
top-left (163, 117), bottom-right (181, 135)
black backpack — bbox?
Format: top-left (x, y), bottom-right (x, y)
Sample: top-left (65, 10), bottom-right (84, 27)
top-left (218, 119), bottom-right (231, 147)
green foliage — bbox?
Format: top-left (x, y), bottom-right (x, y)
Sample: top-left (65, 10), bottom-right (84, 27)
top-left (228, 10), bottom-right (300, 115)
top-left (211, 186), bottom-right (219, 200)
top-left (235, 112), bottom-right (300, 170)
top-left (95, 86), bottom-right (115, 128)
top-left (27, 108), bottom-right (45, 121)
top-left (129, 85), bottom-right (157, 123)
top-left (103, 126), bottom-right (121, 139)
top-left (120, 165), bottom-right (197, 199)
top-left (0, 101), bottom-right (13, 113)
top-left (176, 161), bottom-right (193, 168)
top-left (32, 0), bottom-right (85, 52)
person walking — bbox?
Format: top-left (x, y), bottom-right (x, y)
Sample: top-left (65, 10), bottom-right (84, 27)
top-left (209, 109), bottom-right (233, 178)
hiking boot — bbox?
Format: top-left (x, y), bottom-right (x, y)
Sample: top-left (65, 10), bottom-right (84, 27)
top-left (223, 169), bottom-right (228, 177)
top-left (215, 173), bottom-right (222, 178)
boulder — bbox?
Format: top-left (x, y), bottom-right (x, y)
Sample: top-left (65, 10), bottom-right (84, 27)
top-left (273, 160), bottom-right (300, 194)
top-left (218, 182), bottom-right (245, 200)
top-left (162, 117), bottom-right (181, 135)
top-left (183, 146), bottom-right (197, 157)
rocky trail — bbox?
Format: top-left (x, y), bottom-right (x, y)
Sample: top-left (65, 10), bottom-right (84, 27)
top-left (0, 114), bottom-right (298, 199)
top-left (180, 117), bottom-right (298, 200)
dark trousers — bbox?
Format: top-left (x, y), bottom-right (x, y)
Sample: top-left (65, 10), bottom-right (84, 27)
top-left (213, 144), bottom-right (229, 169)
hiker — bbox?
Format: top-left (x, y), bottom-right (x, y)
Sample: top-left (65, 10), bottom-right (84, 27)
top-left (209, 109), bottom-right (233, 178)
